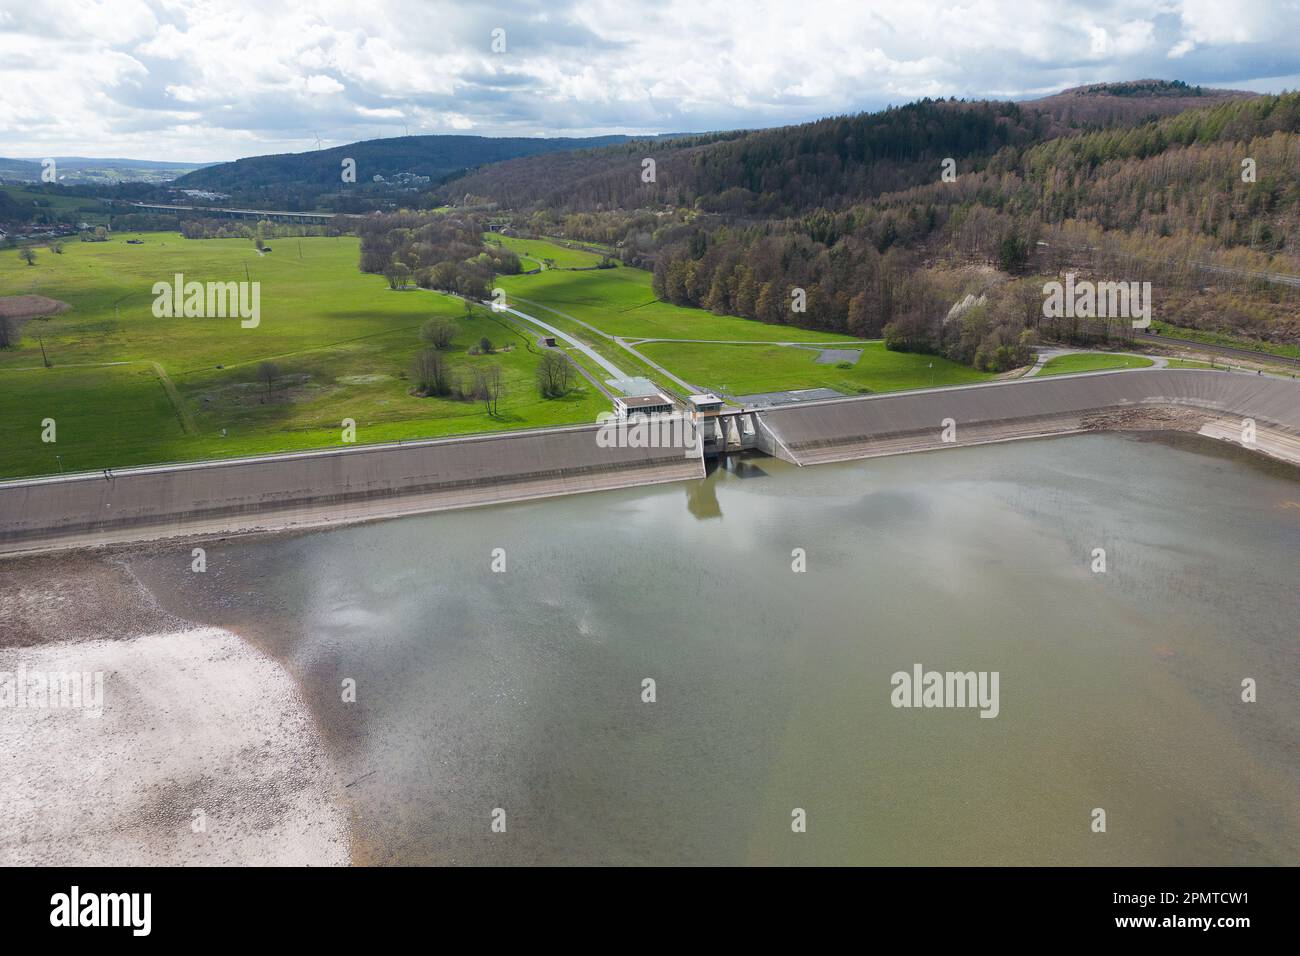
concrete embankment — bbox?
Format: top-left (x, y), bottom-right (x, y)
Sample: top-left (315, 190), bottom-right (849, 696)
top-left (756, 369), bottom-right (1300, 466)
top-left (0, 424), bottom-right (704, 556)
top-left (3, 370), bottom-right (1294, 556)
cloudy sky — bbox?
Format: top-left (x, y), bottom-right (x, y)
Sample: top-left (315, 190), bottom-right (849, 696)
top-left (2, 0), bottom-right (1298, 162)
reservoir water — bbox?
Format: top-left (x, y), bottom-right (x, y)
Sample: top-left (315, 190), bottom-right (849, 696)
top-left (128, 433), bottom-right (1300, 865)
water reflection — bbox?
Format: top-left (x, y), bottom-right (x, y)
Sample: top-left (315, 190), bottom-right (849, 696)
top-left (124, 433), bottom-right (1300, 865)
top-left (686, 453), bottom-right (770, 520)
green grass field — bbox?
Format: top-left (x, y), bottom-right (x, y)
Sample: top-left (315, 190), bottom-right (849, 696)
top-left (0, 233), bottom-right (604, 478)
top-left (491, 236), bottom-right (866, 345)
top-left (635, 341), bottom-right (994, 395)
top-left (486, 234), bottom-right (607, 270)
top-left (1037, 353), bottom-right (1154, 376)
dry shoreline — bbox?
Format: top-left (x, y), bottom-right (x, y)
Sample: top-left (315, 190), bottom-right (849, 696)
top-left (0, 550), bottom-right (352, 866)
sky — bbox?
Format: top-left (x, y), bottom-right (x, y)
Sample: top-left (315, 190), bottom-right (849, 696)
top-left (2, 0), bottom-right (1299, 162)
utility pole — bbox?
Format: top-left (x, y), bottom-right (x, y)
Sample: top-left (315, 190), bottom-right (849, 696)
top-left (38, 336), bottom-right (50, 368)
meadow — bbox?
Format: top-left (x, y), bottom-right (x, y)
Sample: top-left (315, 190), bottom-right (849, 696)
top-left (1037, 353), bottom-right (1154, 376)
top-left (489, 234), bottom-right (867, 344)
top-left (634, 341), bottom-right (993, 396)
top-left (0, 233), bottom-right (604, 478)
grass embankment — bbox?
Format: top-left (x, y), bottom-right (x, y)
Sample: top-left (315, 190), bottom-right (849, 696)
top-left (1038, 353), bottom-right (1154, 376)
top-left (635, 342), bottom-right (992, 395)
top-left (0, 233), bottom-right (604, 478)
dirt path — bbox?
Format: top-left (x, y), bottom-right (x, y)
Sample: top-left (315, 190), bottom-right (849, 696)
top-left (151, 361), bottom-right (198, 435)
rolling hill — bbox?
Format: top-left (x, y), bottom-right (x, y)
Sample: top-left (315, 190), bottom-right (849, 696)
top-left (0, 157), bottom-right (209, 184)
top-left (173, 134), bottom-right (634, 208)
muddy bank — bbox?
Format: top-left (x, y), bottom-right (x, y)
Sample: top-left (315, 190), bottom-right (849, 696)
top-left (0, 550), bottom-right (350, 865)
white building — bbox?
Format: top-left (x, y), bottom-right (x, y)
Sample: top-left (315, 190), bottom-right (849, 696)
top-left (613, 393), bottom-right (675, 420)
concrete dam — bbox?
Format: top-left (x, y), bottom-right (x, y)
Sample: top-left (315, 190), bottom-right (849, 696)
top-left (0, 424), bottom-right (705, 555)
top-left (1, 369), bottom-right (1296, 555)
top-left (754, 369), bottom-right (1300, 466)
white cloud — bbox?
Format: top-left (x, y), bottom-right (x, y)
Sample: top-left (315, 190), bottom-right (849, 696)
top-left (0, 0), bottom-right (1296, 161)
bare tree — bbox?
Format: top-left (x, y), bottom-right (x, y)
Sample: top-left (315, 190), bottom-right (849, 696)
top-left (412, 348), bottom-right (450, 396)
top-left (481, 364), bottom-right (504, 415)
top-left (420, 318), bottom-right (456, 350)
top-left (470, 365), bottom-right (504, 415)
top-left (257, 361), bottom-right (280, 400)
top-left (536, 350), bottom-right (573, 398)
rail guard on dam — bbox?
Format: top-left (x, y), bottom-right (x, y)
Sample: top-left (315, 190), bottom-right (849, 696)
top-left (0, 424), bottom-right (705, 555)
top-left (1, 369), bottom-right (1296, 555)
top-left (754, 369), bottom-right (1300, 465)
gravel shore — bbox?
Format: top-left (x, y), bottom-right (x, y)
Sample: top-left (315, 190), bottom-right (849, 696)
top-left (0, 550), bottom-right (351, 865)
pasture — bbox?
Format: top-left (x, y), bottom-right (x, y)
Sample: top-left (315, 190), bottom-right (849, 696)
top-left (0, 233), bottom-right (604, 478)
top-left (634, 341), bottom-right (993, 396)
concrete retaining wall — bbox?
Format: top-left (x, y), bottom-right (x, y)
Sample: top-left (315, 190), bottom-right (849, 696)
top-left (756, 370), bottom-right (1300, 465)
top-left (0, 425), bottom-right (705, 555)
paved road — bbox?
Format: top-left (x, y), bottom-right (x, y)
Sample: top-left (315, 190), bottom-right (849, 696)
top-left (488, 301), bottom-right (630, 380)
top-left (501, 294), bottom-right (700, 394)
top-left (622, 337), bottom-right (880, 347)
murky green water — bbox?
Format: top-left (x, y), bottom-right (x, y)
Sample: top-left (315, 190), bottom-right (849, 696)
top-left (130, 433), bottom-right (1300, 865)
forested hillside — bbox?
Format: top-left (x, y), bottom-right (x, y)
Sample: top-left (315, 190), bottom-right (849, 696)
top-left (349, 86), bottom-right (1297, 374)
top-left (444, 99), bottom-right (1055, 215)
